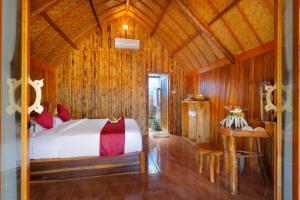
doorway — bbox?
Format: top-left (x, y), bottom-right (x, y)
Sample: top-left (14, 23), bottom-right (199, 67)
top-left (148, 73), bottom-right (169, 134)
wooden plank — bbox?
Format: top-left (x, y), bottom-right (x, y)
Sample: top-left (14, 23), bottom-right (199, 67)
top-left (21, 0), bottom-right (30, 199)
top-left (31, 57), bottom-right (56, 72)
top-left (88, 0), bottom-right (102, 33)
top-left (208, 0), bottom-right (242, 25)
top-left (174, 0), bottom-right (235, 63)
top-left (199, 58), bottom-right (230, 73)
top-left (235, 41), bottom-right (274, 61)
top-left (150, 0), bottom-right (171, 36)
top-left (30, 0), bottom-right (61, 18)
top-left (41, 12), bottom-right (78, 50)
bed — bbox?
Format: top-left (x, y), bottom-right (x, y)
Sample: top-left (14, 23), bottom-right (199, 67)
top-left (30, 118), bottom-right (145, 182)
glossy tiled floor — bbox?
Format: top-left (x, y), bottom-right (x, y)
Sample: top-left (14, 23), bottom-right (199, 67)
top-left (31, 133), bottom-right (273, 200)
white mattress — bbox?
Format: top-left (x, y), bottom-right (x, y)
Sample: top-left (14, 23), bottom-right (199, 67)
top-left (30, 118), bottom-right (143, 159)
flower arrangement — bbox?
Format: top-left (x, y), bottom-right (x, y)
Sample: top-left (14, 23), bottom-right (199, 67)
top-left (219, 105), bottom-right (248, 128)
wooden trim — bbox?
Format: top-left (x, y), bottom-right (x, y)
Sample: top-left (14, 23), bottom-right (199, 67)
top-left (41, 12), bottom-right (78, 50)
top-left (21, 0), bottom-right (30, 199)
top-left (293, 0), bottom-right (300, 198)
top-left (199, 58), bottom-right (230, 73)
top-left (274, 0), bottom-right (282, 199)
top-left (235, 41), bottom-right (274, 61)
top-left (174, 0), bottom-right (235, 63)
top-left (88, 0), bottom-right (102, 33)
top-left (208, 0), bottom-right (242, 25)
top-left (150, 0), bottom-right (171, 36)
top-left (30, 0), bottom-right (61, 18)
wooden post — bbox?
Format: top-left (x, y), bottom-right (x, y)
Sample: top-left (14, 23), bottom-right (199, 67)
top-left (222, 135), bottom-right (229, 174)
top-left (199, 153), bottom-right (204, 174)
top-left (139, 152), bottom-right (146, 174)
top-left (210, 155), bottom-right (215, 183)
top-left (228, 136), bottom-right (238, 195)
top-left (216, 154), bottom-right (221, 174)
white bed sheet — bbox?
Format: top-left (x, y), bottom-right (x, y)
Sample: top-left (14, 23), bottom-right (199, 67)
top-left (30, 118), bottom-right (143, 159)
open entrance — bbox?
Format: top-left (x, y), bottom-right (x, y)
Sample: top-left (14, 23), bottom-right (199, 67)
top-left (148, 73), bottom-right (169, 135)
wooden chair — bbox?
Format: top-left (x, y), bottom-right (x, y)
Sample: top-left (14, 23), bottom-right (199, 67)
top-left (196, 143), bottom-right (223, 183)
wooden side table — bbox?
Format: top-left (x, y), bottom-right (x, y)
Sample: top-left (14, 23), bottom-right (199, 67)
top-left (219, 122), bottom-right (275, 195)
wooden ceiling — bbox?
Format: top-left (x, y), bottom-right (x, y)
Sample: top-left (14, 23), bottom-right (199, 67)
top-left (30, 0), bottom-right (274, 71)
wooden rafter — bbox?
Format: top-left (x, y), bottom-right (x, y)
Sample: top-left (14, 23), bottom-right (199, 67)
top-left (41, 12), bottom-right (78, 50)
top-left (32, 0), bottom-right (87, 43)
top-left (31, 0), bottom-right (61, 18)
top-left (190, 41), bottom-right (210, 65)
top-left (174, 0), bottom-right (235, 63)
top-left (129, 4), bottom-right (156, 25)
top-left (208, 0), bottom-right (242, 25)
top-left (207, 0), bottom-right (245, 51)
top-left (99, 2), bottom-right (125, 15)
top-left (236, 5), bottom-right (263, 44)
top-left (171, 33), bottom-right (198, 56)
top-left (88, 0), bottom-right (102, 33)
top-left (134, 0), bottom-right (160, 18)
top-left (150, 0), bottom-right (171, 36)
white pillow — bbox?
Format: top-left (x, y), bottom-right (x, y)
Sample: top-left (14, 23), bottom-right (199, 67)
top-left (53, 117), bottom-right (64, 127)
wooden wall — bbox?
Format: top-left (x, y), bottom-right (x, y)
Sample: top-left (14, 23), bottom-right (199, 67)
top-left (56, 19), bottom-right (188, 135)
top-left (196, 51), bottom-right (275, 173)
top-left (30, 58), bottom-right (56, 113)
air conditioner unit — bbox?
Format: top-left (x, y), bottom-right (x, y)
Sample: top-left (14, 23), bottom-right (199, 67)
top-left (115, 38), bottom-right (140, 50)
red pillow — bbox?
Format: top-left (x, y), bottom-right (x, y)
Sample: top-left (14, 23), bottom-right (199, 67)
top-left (57, 104), bottom-right (70, 122)
top-left (35, 110), bottom-right (53, 129)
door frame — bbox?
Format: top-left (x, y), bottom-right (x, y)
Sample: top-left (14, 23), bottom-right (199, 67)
top-left (275, 0), bottom-right (300, 199)
top-left (159, 75), bottom-right (170, 133)
top-left (292, 0), bottom-right (300, 199)
top-left (146, 72), bottom-right (171, 134)
top-left (21, 0), bottom-right (30, 199)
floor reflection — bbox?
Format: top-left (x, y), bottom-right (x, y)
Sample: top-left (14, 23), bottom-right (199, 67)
top-left (31, 133), bottom-right (273, 200)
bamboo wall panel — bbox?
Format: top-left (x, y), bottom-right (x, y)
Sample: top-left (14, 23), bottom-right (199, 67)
top-left (196, 51), bottom-right (275, 174)
top-left (56, 19), bottom-right (188, 135)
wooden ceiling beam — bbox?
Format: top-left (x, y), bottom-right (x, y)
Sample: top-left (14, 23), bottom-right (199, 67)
top-left (41, 12), bottom-right (78, 50)
top-left (236, 5), bottom-right (263, 45)
top-left (174, 0), bottom-right (235, 63)
top-left (88, 0), bottom-right (103, 33)
top-left (99, 2), bottom-right (125, 15)
top-left (208, 0), bottom-right (242, 25)
top-left (31, 0), bottom-right (62, 18)
top-left (150, 0), bottom-right (171, 36)
top-left (171, 33), bottom-right (198, 56)
top-left (134, 0), bottom-right (160, 18)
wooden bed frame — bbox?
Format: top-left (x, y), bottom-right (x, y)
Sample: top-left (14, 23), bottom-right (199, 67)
top-left (30, 151), bottom-right (146, 182)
